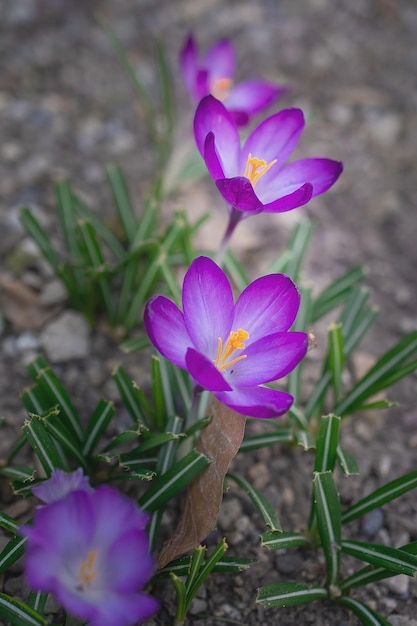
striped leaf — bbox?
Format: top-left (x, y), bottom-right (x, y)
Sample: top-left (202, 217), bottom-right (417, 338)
top-left (314, 415), bottom-right (341, 473)
top-left (342, 469), bottom-right (417, 525)
top-left (341, 539), bottom-right (417, 576)
top-left (0, 592), bottom-right (47, 626)
top-left (228, 473), bottom-right (282, 531)
top-left (138, 449), bottom-right (209, 512)
top-left (82, 399), bottom-right (115, 456)
top-left (313, 471), bottom-right (341, 586)
top-left (336, 596), bottom-right (392, 626)
top-left (257, 582), bottom-right (327, 608)
top-left (261, 531), bottom-right (310, 551)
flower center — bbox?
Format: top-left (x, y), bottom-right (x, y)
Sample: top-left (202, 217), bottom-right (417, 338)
top-left (77, 549), bottom-right (98, 590)
top-left (215, 329), bottom-right (249, 371)
top-left (211, 77), bottom-right (233, 101)
top-left (244, 153), bottom-right (277, 187)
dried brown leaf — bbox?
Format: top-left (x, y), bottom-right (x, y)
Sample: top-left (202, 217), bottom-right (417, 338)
top-left (0, 275), bottom-right (62, 329)
top-left (157, 396), bottom-right (246, 569)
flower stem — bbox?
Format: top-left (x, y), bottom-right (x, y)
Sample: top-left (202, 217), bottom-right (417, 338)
top-left (187, 384), bottom-right (203, 429)
top-left (215, 207), bottom-right (243, 265)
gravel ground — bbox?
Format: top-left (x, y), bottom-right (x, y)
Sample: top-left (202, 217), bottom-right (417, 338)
top-left (0, 1), bottom-right (417, 624)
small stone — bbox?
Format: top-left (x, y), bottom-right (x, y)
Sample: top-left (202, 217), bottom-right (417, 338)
top-left (218, 498), bottom-right (243, 530)
top-left (39, 311), bottom-right (90, 362)
top-left (15, 332), bottom-right (40, 353)
top-left (361, 508), bottom-right (384, 538)
top-left (383, 574), bottom-right (410, 598)
top-left (39, 279), bottom-right (68, 306)
top-left (388, 616), bottom-right (417, 626)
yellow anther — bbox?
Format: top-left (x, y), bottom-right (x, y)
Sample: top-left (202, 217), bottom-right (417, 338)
top-left (78, 549), bottom-right (98, 588)
top-left (211, 77), bottom-right (233, 101)
top-left (244, 153), bottom-right (277, 187)
top-left (215, 329), bottom-right (249, 371)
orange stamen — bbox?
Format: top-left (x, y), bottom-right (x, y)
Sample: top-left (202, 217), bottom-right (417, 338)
top-left (215, 329), bottom-right (249, 371)
top-left (244, 153), bottom-right (277, 187)
top-left (211, 77), bottom-right (233, 101)
top-left (78, 549), bottom-right (98, 588)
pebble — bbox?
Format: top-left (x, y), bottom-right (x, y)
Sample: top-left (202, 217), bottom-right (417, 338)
top-left (39, 310), bottom-right (90, 362)
top-left (361, 508), bottom-right (384, 538)
top-left (389, 617), bottom-right (417, 626)
top-left (383, 574), bottom-right (410, 598)
top-left (217, 498), bottom-right (243, 530)
top-left (39, 279), bottom-right (68, 306)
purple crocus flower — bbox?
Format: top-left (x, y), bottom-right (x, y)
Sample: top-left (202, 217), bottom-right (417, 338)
top-left (180, 34), bottom-right (287, 126)
top-left (144, 256), bottom-right (307, 419)
top-left (21, 486), bottom-right (159, 626)
top-left (194, 95), bottom-right (343, 217)
top-left (32, 468), bottom-right (93, 505)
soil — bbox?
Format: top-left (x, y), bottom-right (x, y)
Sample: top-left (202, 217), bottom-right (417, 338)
top-left (0, 1), bottom-right (417, 625)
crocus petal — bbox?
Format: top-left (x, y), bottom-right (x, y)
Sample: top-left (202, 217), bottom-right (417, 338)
top-left (86, 592), bottom-right (159, 626)
top-left (204, 39), bottom-right (235, 79)
top-left (108, 529), bottom-right (154, 591)
top-left (179, 34), bottom-right (199, 101)
top-left (261, 183), bottom-right (313, 213)
top-left (183, 256), bottom-right (234, 356)
top-left (226, 80), bottom-right (288, 117)
top-left (216, 177), bottom-right (263, 213)
top-left (186, 348), bottom-right (232, 392)
top-left (234, 274), bottom-right (301, 340)
top-left (194, 95), bottom-right (240, 175)
top-left (226, 332), bottom-right (308, 387)
top-left (269, 158), bottom-right (344, 198)
top-left (204, 132), bottom-right (225, 179)
top-left (144, 296), bottom-right (191, 369)
top-left (92, 486), bottom-right (149, 547)
top-left (215, 386), bottom-right (294, 419)
top-left (240, 108), bottom-right (305, 176)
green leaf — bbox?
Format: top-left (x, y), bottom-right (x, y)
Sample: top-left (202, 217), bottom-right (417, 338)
top-left (341, 539), bottom-right (417, 576)
top-left (0, 536), bottom-right (26, 574)
top-left (55, 179), bottom-right (86, 305)
top-left (72, 194), bottom-right (126, 260)
top-left (156, 555), bottom-right (256, 578)
top-left (20, 208), bottom-right (72, 290)
top-left (314, 414), bottom-right (341, 473)
top-left (106, 164), bottom-right (137, 245)
top-left (82, 399), bottom-right (115, 456)
top-left (23, 414), bottom-right (69, 473)
top-left (27, 591), bottom-right (49, 613)
top-left (335, 330), bottom-right (417, 416)
top-left (313, 471), bottom-right (342, 586)
top-left (42, 411), bottom-right (88, 470)
top-left (0, 592), bottom-right (47, 626)
top-left (337, 445), bottom-right (360, 476)
top-left (312, 265), bottom-right (366, 321)
top-left (1, 466), bottom-right (36, 487)
top-left (185, 539), bottom-right (228, 609)
top-left (28, 358), bottom-right (83, 442)
top-left (222, 250), bottom-right (249, 291)
top-left (256, 582), bottom-right (327, 608)
top-left (0, 513), bottom-right (20, 535)
top-left (138, 449), bottom-right (210, 512)
top-left (228, 473), bottom-right (282, 531)
top-left (239, 429), bottom-right (293, 452)
top-left (261, 531), bottom-right (310, 551)
top-left (27, 592), bottom-right (48, 615)
top-left (336, 596), bottom-right (391, 626)
top-left (288, 287), bottom-right (312, 403)
top-left (328, 324), bottom-right (344, 403)
top-left (295, 430), bottom-right (315, 450)
top-left (77, 219), bottom-right (115, 323)
top-left (151, 355), bottom-right (167, 431)
top-left (113, 365), bottom-right (148, 425)
top-left (342, 469), bottom-right (417, 525)
top-left (340, 541), bottom-right (417, 591)
top-left (119, 334), bottom-right (150, 353)
top-left (285, 220), bottom-right (315, 282)
top-left (304, 288), bottom-right (378, 420)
